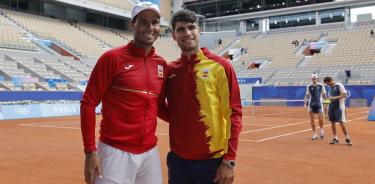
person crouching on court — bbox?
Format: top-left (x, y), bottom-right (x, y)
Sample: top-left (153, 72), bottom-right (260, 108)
top-left (158, 9), bottom-right (242, 184)
top-left (304, 74), bottom-right (327, 140)
top-left (80, 2), bottom-right (167, 184)
top-left (323, 76), bottom-right (353, 146)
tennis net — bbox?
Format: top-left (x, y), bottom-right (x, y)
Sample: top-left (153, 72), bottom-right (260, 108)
top-left (243, 99), bottom-right (319, 118)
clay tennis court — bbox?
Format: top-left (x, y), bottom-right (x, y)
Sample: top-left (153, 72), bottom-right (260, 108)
top-left (1, 106), bottom-right (374, 184)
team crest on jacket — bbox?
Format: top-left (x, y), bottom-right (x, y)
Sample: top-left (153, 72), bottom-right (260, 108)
top-left (202, 68), bottom-right (209, 79)
top-left (157, 65), bottom-right (164, 78)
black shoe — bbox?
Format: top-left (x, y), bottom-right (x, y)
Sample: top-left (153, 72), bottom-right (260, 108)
top-left (330, 138), bottom-right (339, 145)
top-left (345, 138), bottom-right (353, 146)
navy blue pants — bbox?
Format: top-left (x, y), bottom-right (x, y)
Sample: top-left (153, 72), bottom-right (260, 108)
top-left (167, 151), bottom-right (222, 184)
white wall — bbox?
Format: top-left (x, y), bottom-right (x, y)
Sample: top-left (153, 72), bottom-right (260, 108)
top-left (350, 6), bottom-right (375, 23)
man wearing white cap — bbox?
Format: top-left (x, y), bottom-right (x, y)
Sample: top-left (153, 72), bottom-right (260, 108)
top-left (81, 1), bottom-right (166, 184)
top-left (304, 74), bottom-right (327, 140)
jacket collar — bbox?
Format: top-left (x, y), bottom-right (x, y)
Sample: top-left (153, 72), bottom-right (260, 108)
top-left (180, 48), bottom-right (209, 63)
top-left (126, 40), bottom-right (156, 57)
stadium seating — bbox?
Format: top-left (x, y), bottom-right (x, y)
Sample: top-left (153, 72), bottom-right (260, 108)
top-left (76, 23), bottom-right (132, 48)
top-left (0, 49), bottom-right (93, 91)
top-left (0, 13), bottom-right (38, 51)
top-left (235, 22), bottom-right (375, 85)
top-left (0, 59), bottom-right (31, 79)
top-left (36, 56), bottom-right (88, 82)
top-left (212, 37), bottom-right (236, 54)
top-left (90, 0), bottom-right (134, 11)
top-left (2, 10), bottom-right (108, 58)
top-left (153, 36), bottom-right (181, 62)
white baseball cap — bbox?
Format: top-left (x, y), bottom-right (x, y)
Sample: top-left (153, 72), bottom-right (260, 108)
top-left (311, 74), bottom-right (318, 79)
top-left (131, 1), bottom-right (161, 21)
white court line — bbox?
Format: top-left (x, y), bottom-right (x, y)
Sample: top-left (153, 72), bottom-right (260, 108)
top-left (255, 116), bottom-right (367, 142)
top-left (347, 111), bottom-right (369, 116)
top-left (253, 111), bottom-right (295, 116)
top-left (240, 120), bottom-right (310, 134)
top-left (21, 120), bottom-right (79, 126)
top-left (243, 123), bottom-right (276, 127)
top-left (243, 115), bottom-right (254, 117)
top-left (20, 123), bottom-right (165, 135)
top-left (20, 123), bottom-right (100, 131)
top-left (241, 111), bottom-right (368, 133)
top-left (21, 121), bottom-right (100, 126)
top-left (35, 122), bottom-right (79, 126)
top-left (239, 139), bottom-right (257, 142)
top-left (20, 124), bottom-right (81, 130)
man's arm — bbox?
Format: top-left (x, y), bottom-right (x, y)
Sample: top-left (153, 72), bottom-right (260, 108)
top-left (338, 84), bottom-right (347, 99)
top-left (80, 52), bottom-right (116, 153)
top-left (81, 52), bottom-right (116, 184)
top-left (304, 85), bottom-right (310, 106)
top-left (322, 85), bottom-right (327, 100)
top-left (220, 64), bottom-right (242, 161)
top-left (215, 62), bottom-right (242, 184)
top-left (157, 81), bottom-right (170, 122)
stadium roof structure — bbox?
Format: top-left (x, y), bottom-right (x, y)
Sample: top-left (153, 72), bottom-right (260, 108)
top-left (52, 0), bottom-right (169, 26)
top-left (205, 0), bottom-right (375, 22)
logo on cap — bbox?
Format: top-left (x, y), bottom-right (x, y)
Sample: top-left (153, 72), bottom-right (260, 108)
top-left (131, 1), bottom-right (161, 21)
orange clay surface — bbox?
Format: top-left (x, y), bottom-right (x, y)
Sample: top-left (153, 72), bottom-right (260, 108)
top-left (0, 107), bottom-right (374, 184)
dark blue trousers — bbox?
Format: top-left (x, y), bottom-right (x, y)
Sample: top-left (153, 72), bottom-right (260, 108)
top-left (167, 151), bottom-right (222, 184)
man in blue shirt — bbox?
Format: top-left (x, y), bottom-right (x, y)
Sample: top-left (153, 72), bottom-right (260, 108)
top-left (305, 74), bottom-right (327, 140)
top-left (323, 76), bottom-right (353, 146)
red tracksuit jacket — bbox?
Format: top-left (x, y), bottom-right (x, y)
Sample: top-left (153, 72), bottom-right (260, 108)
top-left (81, 41), bottom-right (167, 154)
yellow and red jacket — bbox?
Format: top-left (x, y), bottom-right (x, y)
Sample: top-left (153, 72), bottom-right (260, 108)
top-left (159, 48), bottom-right (242, 160)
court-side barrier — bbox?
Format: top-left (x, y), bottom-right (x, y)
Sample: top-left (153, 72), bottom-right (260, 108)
top-left (0, 103), bottom-right (102, 120)
top-left (0, 91), bottom-right (82, 101)
top-left (368, 97), bottom-right (375, 121)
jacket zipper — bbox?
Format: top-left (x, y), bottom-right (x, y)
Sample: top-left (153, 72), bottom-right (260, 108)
top-left (141, 54), bottom-right (150, 148)
top-left (186, 58), bottom-right (192, 158)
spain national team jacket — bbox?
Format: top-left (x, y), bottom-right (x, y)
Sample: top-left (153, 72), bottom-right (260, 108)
top-left (81, 41), bottom-right (167, 154)
top-left (159, 48), bottom-right (242, 160)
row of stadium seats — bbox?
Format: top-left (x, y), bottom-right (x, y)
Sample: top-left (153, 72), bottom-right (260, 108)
top-left (90, 0), bottom-right (135, 11)
top-left (0, 50), bottom-right (94, 91)
top-left (2, 9), bottom-right (108, 58)
top-left (0, 14), bottom-right (38, 51)
top-left (76, 23), bottom-right (132, 48)
top-left (306, 23), bottom-right (375, 67)
top-left (266, 22), bottom-right (346, 35)
top-left (235, 32), bottom-right (321, 69)
top-left (153, 36), bottom-right (180, 62)
top-left (212, 37), bottom-right (236, 54)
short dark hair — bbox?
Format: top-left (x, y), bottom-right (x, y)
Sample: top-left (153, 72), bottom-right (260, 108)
top-left (323, 76), bottom-right (333, 83)
top-left (171, 9), bottom-right (197, 30)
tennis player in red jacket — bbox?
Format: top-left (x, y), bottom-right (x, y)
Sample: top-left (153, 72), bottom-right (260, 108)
top-left (80, 2), bottom-right (167, 184)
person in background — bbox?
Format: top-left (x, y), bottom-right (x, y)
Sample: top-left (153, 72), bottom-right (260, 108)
top-left (323, 76), bottom-right (353, 146)
top-left (304, 74), bottom-right (327, 140)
